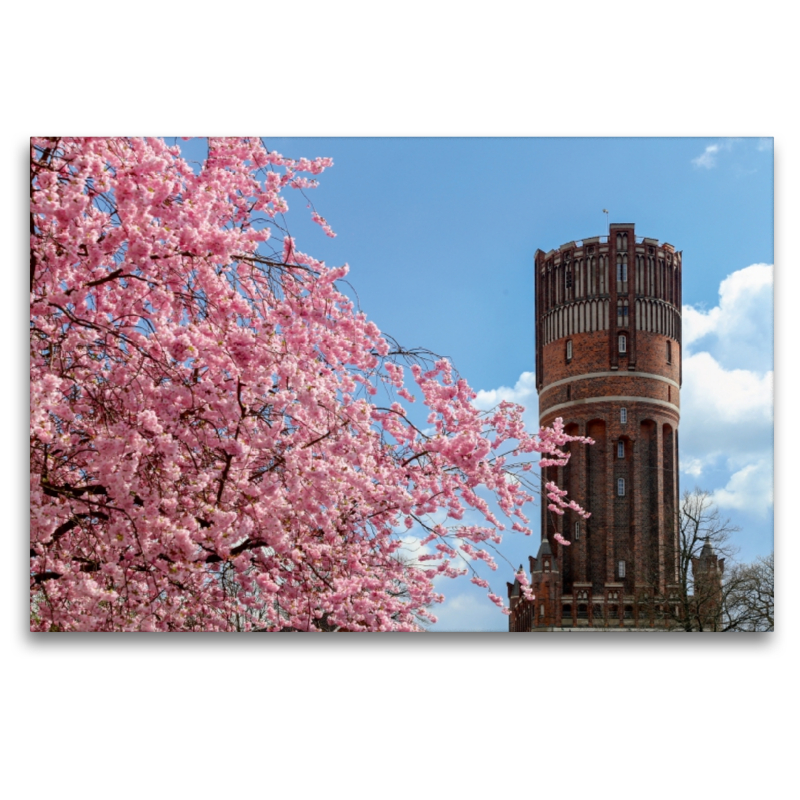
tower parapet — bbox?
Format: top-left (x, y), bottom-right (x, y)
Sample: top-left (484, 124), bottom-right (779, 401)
top-left (534, 223), bottom-right (682, 396)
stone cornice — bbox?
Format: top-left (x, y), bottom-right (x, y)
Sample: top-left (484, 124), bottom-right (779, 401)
top-left (540, 370), bottom-right (680, 394)
top-left (539, 395), bottom-right (680, 423)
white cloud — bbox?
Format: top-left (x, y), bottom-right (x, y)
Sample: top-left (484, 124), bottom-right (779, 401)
top-left (677, 264), bottom-right (773, 517)
top-left (692, 143), bottom-right (721, 169)
top-left (711, 460), bottom-right (773, 517)
top-left (691, 138), bottom-right (737, 169)
top-left (682, 303), bottom-right (721, 346)
top-left (682, 263), bottom-right (773, 372)
top-left (679, 262), bottom-right (773, 492)
top-left (473, 370), bottom-right (537, 409)
top-left (682, 457), bottom-right (705, 478)
top-left (473, 370), bottom-right (539, 429)
top-left (427, 591), bottom-right (506, 632)
top-left (682, 352), bottom-right (772, 427)
top-left (679, 351), bottom-right (773, 470)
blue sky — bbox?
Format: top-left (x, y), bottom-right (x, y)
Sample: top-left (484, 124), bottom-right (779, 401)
top-left (177, 136), bottom-right (773, 630)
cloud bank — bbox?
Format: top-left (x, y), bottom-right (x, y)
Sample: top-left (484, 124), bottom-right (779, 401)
top-left (680, 263), bottom-right (773, 516)
top-left (682, 262), bottom-right (773, 372)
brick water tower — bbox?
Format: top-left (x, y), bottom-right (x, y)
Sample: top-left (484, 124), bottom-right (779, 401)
top-left (509, 223), bottom-right (683, 630)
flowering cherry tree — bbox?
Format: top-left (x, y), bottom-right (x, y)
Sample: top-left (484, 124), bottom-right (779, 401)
top-left (30, 137), bottom-right (590, 631)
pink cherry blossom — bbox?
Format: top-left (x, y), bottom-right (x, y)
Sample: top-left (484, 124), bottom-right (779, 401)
top-left (30, 137), bottom-right (590, 631)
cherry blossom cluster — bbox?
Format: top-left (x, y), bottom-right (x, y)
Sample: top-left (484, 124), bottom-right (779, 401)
top-left (30, 137), bottom-right (589, 632)
top-left (545, 481), bottom-right (592, 519)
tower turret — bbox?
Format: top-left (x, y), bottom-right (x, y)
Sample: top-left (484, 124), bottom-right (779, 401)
top-left (691, 542), bottom-right (725, 630)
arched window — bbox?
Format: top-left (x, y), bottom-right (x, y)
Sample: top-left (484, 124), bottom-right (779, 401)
top-left (618, 334), bottom-right (627, 353)
top-left (617, 440), bottom-right (625, 459)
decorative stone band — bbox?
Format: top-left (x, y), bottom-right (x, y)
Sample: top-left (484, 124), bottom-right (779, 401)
top-left (540, 369), bottom-right (680, 393)
top-left (539, 395), bottom-right (680, 423)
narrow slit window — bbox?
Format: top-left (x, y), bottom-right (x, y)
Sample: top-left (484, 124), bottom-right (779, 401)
top-left (618, 560), bottom-right (626, 579)
top-left (566, 339), bottom-right (573, 361)
top-left (617, 478), bottom-right (626, 496)
top-left (617, 440), bottom-right (625, 459)
top-left (620, 408), bottom-right (627, 424)
top-left (618, 334), bottom-right (627, 353)
top-left (574, 521), bottom-right (580, 540)
top-left (667, 339), bottom-right (672, 363)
